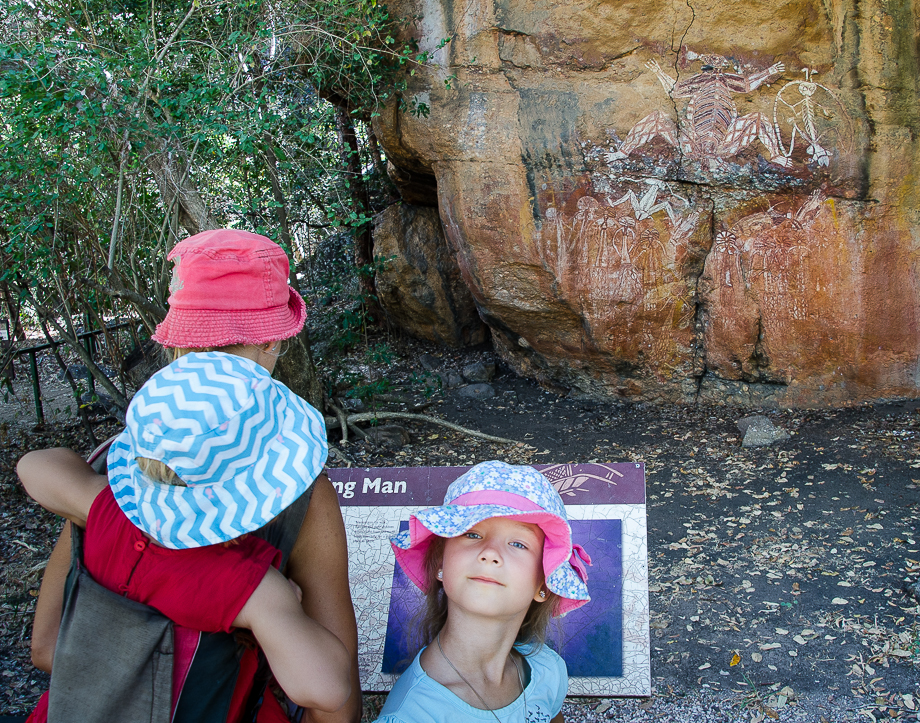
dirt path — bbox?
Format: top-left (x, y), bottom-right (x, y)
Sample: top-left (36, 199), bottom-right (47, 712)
top-left (1, 338), bottom-right (918, 721)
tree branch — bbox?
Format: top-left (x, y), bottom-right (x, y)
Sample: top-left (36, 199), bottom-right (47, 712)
top-left (325, 412), bottom-right (527, 446)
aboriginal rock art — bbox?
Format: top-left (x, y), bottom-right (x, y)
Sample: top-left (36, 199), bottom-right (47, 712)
top-left (609, 178), bottom-right (689, 224)
top-left (532, 50), bottom-right (853, 371)
top-left (700, 188), bottom-right (857, 385)
top-left (540, 178), bottom-right (700, 337)
top-left (773, 69), bottom-right (853, 167)
top-left (608, 53), bottom-right (852, 172)
top-left (706, 189), bottom-right (830, 324)
top-left (608, 55), bottom-right (789, 169)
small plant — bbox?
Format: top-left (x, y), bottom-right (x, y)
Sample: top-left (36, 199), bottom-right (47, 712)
top-left (347, 377), bottom-right (393, 404)
top-left (406, 98), bottom-right (430, 118)
top-left (408, 371), bottom-right (442, 399)
top-left (905, 621), bottom-right (920, 665)
top-left (365, 342), bottom-right (394, 367)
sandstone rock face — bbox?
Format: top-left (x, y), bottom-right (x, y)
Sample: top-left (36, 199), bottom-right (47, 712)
top-left (374, 0), bottom-right (920, 406)
top-left (374, 203), bottom-right (488, 346)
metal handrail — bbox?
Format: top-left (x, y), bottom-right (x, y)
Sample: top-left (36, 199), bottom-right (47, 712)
top-left (13, 322), bottom-right (132, 355)
top-left (6, 322), bottom-right (133, 423)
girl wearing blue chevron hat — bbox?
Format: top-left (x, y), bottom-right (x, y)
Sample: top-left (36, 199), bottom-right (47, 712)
top-left (376, 461), bottom-right (591, 723)
top-left (18, 229), bottom-right (360, 723)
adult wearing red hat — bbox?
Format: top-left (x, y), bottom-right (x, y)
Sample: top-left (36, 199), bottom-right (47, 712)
top-left (25, 229), bottom-right (361, 723)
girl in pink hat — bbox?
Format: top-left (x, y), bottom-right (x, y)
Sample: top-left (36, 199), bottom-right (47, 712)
top-left (376, 460), bottom-right (591, 723)
top-left (20, 229), bottom-right (361, 723)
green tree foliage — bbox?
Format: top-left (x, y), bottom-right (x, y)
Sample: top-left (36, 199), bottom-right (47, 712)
top-left (0, 0), bottom-right (429, 412)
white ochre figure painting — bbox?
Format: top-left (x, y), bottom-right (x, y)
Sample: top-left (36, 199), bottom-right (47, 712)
top-left (607, 53), bottom-right (851, 171)
top-left (772, 68), bottom-right (852, 167)
top-left (608, 55), bottom-right (788, 169)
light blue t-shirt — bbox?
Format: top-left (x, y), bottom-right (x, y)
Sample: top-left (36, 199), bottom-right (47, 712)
top-left (374, 643), bottom-right (567, 723)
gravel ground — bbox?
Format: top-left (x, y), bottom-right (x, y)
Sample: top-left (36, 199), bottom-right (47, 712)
top-left (0, 353), bottom-right (94, 429)
top-left (1, 336), bottom-right (918, 722)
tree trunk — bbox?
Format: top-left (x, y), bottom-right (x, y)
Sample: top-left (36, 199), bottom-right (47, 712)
top-left (1, 282), bottom-right (26, 341)
top-left (367, 131), bottom-right (385, 175)
top-left (334, 106), bottom-right (381, 322)
top-left (262, 143), bottom-right (325, 411)
top-left (145, 131), bottom-right (218, 238)
top-left (274, 327), bottom-right (324, 412)
top-left (263, 140), bottom-right (294, 253)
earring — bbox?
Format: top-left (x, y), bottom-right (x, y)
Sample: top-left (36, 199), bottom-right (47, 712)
top-left (539, 589), bottom-right (546, 599)
top-left (437, 570), bottom-right (443, 580)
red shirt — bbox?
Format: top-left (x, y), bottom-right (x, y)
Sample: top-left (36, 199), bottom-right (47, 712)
top-left (29, 486), bottom-right (282, 723)
top-left (84, 486), bottom-right (280, 631)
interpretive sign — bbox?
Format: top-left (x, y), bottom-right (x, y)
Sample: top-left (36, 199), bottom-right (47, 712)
top-left (327, 463), bottom-right (650, 696)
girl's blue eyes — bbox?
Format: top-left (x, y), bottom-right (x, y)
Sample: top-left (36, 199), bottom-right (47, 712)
top-left (463, 532), bottom-right (528, 550)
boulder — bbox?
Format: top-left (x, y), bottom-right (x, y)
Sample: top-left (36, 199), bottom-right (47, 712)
top-left (458, 383), bottom-right (496, 399)
top-left (341, 398), bottom-right (366, 413)
top-left (738, 415), bottom-right (791, 447)
top-left (439, 370), bottom-right (465, 388)
top-left (736, 414), bottom-right (773, 435)
top-left (374, 203), bottom-right (488, 347)
top-left (419, 353), bottom-right (441, 371)
top-left (462, 361), bottom-right (496, 383)
top-left (59, 364), bottom-right (91, 382)
top-left (79, 391), bottom-right (118, 417)
top-left (373, 0), bottom-right (920, 407)
top-left (364, 424), bottom-right (411, 449)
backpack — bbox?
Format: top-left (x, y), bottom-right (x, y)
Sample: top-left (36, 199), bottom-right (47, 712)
top-left (47, 438), bottom-right (313, 723)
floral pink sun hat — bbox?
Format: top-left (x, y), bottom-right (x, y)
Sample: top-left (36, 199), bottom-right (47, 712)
top-left (391, 460), bottom-right (591, 616)
top-left (152, 229), bottom-right (306, 348)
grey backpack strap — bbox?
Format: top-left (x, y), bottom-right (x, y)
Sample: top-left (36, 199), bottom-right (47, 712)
top-left (48, 524), bottom-right (174, 723)
top-left (251, 479), bottom-right (315, 572)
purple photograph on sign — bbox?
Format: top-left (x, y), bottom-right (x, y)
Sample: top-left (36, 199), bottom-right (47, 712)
top-left (381, 517), bottom-right (624, 677)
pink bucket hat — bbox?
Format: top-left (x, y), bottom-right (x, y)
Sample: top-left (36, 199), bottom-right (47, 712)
top-left (152, 229), bottom-right (307, 348)
top-left (391, 461), bottom-right (591, 616)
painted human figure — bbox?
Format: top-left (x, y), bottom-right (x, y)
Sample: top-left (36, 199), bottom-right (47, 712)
top-left (774, 69), bottom-right (846, 167)
top-left (733, 191), bottom-right (826, 322)
top-left (609, 178), bottom-right (690, 225)
top-left (608, 55), bottom-right (791, 169)
top-left (604, 213), bottom-right (644, 306)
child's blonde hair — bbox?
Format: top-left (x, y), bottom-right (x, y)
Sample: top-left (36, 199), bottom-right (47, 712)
top-left (136, 457), bottom-right (186, 487)
top-left (169, 345), bottom-right (245, 362)
top-left (415, 536), bottom-right (559, 652)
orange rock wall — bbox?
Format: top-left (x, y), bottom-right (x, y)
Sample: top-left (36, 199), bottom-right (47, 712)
top-left (374, 0), bottom-right (920, 405)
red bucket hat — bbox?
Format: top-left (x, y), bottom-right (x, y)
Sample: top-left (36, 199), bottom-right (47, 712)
top-left (152, 229), bottom-right (307, 348)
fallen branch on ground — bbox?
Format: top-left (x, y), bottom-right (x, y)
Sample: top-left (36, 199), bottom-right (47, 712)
top-left (328, 402), bottom-right (350, 445)
top-left (324, 411), bottom-right (526, 446)
top-left (328, 402), bottom-right (371, 445)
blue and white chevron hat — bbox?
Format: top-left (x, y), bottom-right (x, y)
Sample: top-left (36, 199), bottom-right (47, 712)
top-left (391, 460), bottom-right (591, 616)
top-left (107, 351), bottom-right (327, 549)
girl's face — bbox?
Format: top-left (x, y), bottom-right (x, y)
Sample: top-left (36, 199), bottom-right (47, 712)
top-left (440, 517), bottom-right (546, 620)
